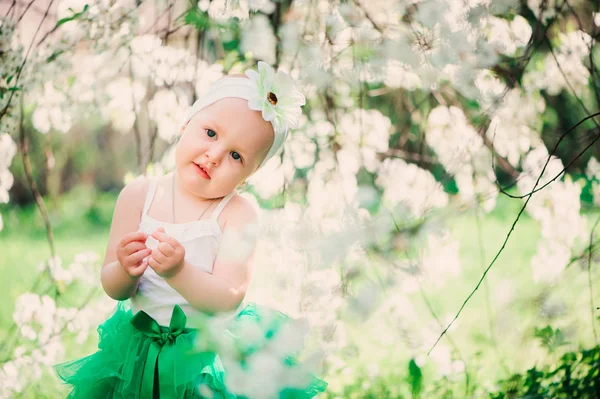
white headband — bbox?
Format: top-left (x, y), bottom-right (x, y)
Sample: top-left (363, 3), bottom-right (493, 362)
top-left (181, 62), bottom-right (306, 169)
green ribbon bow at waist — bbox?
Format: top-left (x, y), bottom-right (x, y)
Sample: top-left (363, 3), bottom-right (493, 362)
top-left (130, 305), bottom-right (194, 399)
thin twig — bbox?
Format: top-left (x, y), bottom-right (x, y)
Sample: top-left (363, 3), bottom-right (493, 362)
top-left (429, 112), bottom-right (600, 355)
top-left (495, 112), bottom-right (600, 199)
top-left (588, 213), bottom-right (600, 345)
top-left (0, 0), bottom-right (55, 122)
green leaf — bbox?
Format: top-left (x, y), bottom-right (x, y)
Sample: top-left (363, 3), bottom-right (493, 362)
top-left (55, 4), bottom-right (88, 28)
top-left (408, 358), bottom-right (422, 398)
top-left (182, 6), bottom-right (209, 29)
top-left (46, 49), bottom-right (65, 63)
top-left (534, 326), bottom-right (569, 353)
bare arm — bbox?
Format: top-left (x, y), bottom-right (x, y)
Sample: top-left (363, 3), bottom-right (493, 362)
top-left (100, 177), bottom-right (150, 300)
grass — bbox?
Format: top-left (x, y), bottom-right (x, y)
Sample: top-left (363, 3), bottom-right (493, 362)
top-left (0, 184), bottom-right (115, 338)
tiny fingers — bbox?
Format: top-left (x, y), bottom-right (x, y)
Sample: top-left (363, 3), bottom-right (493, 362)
top-left (147, 255), bottom-right (161, 270)
top-left (123, 231), bottom-right (148, 243)
top-left (124, 241), bottom-right (146, 256)
top-left (157, 242), bottom-right (175, 256)
top-left (128, 248), bottom-right (152, 264)
top-left (151, 249), bottom-right (169, 264)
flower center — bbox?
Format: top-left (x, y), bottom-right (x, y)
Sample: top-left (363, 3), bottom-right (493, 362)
top-left (267, 92), bottom-right (278, 105)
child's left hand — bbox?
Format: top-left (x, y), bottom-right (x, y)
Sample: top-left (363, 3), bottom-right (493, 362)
top-left (146, 227), bottom-right (186, 278)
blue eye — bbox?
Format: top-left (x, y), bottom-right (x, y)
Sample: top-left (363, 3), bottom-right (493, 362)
top-left (206, 129), bottom-right (216, 138)
top-left (231, 151), bottom-right (241, 161)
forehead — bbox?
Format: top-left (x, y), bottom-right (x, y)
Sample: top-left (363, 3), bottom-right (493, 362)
top-left (193, 98), bottom-right (274, 156)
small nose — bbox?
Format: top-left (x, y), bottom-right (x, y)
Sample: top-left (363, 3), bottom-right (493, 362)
top-left (205, 146), bottom-right (225, 166)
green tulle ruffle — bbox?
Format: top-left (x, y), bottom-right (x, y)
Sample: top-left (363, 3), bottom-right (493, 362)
top-left (53, 301), bottom-right (327, 399)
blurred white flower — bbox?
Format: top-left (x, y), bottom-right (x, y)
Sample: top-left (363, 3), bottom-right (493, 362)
top-left (489, 0), bottom-right (520, 15)
top-left (31, 83), bottom-right (73, 134)
top-left (68, 251), bottom-right (100, 285)
top-left (280, 21), bottom-right (300, 55)
top-left (194, 61), bottom-right (224, 98)
top-left (427, 105), bottom-right (497, 211)
top-left (286, 135), bottom-right (316, 169)
top-left (337, 109), bottom-right (391, 173)
top-left (45, 256), bottom-right (73, 285)
top-left (0, 133), bottom-right (17, 206)
top-left (247, 156), bottom-right (292, 199)
top-left (595, 12), bottom-right (600, 27)
top-left (531, 241), bottom-right (571, 283)
top-left (511, 15), bottom-right (532, 47)
top-left (105, 77), bottom-right (146, 134)
top-left (419, 230), bottom-right (462, 287)
top-left (486, 89), bottom-right (545, 165)
top-left (306, 160), bottom-right (360, 232)
top-left (518, 147), bottom-right (586, 281)
top-left (416, 0), bottom-right (448, 28)
top-left (31, 336), bottom-right (64, 365)
top-left (148, 89), bottom-right (187, 142)
top-left (248, 0), bottom-right (275, 13)
top-left (428, 344), bottom-right (464, 376)
top-left (325, 11), bottom-right (347, 43)
top-left (376, 158), bottom-right (449, 217)
top-left (208, 0), bottom-right (250, 20)
top-left (474, 69), bottom-right (506, 107)
top-left (527, 0), bottom-right (559, 20)
top-left (358, 0), bottom-right (407, 27)
top-left (525, 30), bottom-right (592, 96)
top-left (586, 157), bottom-right (600, 180)
top-left (385, 60), bottom-right (422, 91)
top-left (592, 181), bottom-right (600, 206)
top-left (486, 16), bottom-right (531, 56)
top-left (12, 293), bottom-right (58, 343)
top-left (338, 4), bottom-right (363, 27)
top-left (241, 15), bottom-right (277, 64)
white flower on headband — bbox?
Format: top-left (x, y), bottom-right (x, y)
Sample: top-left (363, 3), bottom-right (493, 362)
top-left (246, 61), bottom-right (306, 133)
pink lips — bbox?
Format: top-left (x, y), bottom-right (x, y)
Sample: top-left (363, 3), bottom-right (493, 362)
top-left (194, 163), bottom-right (211, 179)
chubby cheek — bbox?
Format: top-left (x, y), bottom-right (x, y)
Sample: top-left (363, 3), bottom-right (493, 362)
top-left (176, 134), bottom-right (201, 162)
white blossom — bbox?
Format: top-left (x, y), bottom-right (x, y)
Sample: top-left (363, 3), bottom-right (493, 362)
top-left (241, 15), bottom-right (277, 64)
top-left (419, 230), bottom-right (462, 287)
top-left (105, 76), bottom-right (146, 134)
top-left (0, 133), bottom-right (17, 206)
top-left (194, 61), bottom-right (224, 99)
top-left (247, 156), bottom-right (293, 199)
top-left (208, 0), bottom-right (250, 20)
top-left (586, 157), bottom-right (600, 181)
top-left (337, 109), bottom-right (391, 173)
top-left (376, 158), bottom-right (449, 217)
top-left (486, 89), bottom-right (546, 165)
top-left (427, 105), bottom-right (497, 211)
top-left (384, 60), bottom-right (422, 91)
top-left (31, 82), bottom-right (73, 134)
top-left (525, 30), bottom-right (592, 96)
top-left (518, 147), bottom-right (587, 281)
top-left (148, 89), bottom-right (187, 142)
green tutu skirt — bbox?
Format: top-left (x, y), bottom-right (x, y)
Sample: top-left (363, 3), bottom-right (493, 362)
top-left (53, 301), bottom-right (328, 398)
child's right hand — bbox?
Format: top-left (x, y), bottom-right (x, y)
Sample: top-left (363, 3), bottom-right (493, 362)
top-left (116, 232), bottom-right (152, 278)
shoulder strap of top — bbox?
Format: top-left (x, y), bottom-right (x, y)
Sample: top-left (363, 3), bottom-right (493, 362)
top-left (211, 191), bottom-right (236, 221)
top-left (142, 178), bottom-right (158, 216)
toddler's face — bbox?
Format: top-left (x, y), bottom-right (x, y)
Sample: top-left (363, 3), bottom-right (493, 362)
top-left (175, 97), bottom-right (274, 199)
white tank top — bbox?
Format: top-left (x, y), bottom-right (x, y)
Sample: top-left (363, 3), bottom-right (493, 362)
top-left (130, 177), bottom-right (240, 327)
